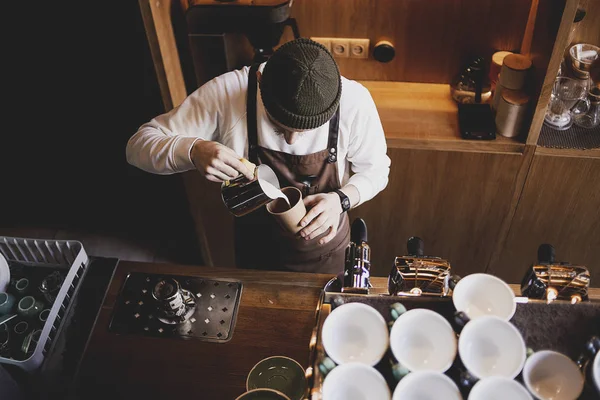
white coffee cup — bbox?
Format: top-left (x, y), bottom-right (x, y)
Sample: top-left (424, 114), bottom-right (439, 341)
top-left (522, 350), bottom-right (584, 400)
top-left (593, 350), bottom-right (600, 394)
top-left (458, 315), bottom-right (526, 380)
top-left (390, 308), bottom-right (457, 373)
top-left (453, 273), bottom-right (516, 321)
top-left (468, 376), bottom-right (532, 400)
top-left (323, 362), bottom-right (391, 400)
top-left (321, 302), bottom-right (388, 366)
top-left (392, 371), bottom-right (462, 400)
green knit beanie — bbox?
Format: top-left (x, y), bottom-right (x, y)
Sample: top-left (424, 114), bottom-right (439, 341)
top-left (260, 38), bottom-right (342, 131)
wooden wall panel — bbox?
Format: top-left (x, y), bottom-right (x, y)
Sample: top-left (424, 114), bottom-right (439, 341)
top-left (139, 0), bottom-right (188, 110)
top-left (350, 148), bottom-right (531, 278)
top-left (182, 147), bottom-right (531, 276)
top-left (573, 0), bottom-right (600, 45)
top-left (487, 152), bottom-right (600, 285)
top-left (290, 0), bottom-right (532, 83)
top-left (182, 171), bottom-right (236, 268)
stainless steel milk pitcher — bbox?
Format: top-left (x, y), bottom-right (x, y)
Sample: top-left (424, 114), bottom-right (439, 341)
top-left (221, 163), bottom-right (281, 217)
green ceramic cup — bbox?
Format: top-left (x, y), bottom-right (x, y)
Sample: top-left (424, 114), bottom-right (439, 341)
top-left (235, 388), bottom-right (291, 400)
top-left (17, 296), bottom-right (44, 318)
top-left (14, 278), bottom-right (29, 294)
top-left (0, 292), bottom-right (16, 315)
top-left (246, 356), bottom-right (307, 400)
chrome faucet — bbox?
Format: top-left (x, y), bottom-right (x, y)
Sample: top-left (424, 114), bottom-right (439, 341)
top-left (342, 218), bottom-right (371, 294)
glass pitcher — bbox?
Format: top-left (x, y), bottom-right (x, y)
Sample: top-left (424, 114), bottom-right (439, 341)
top-left (544, 77), bottom-right (589, 130)
top-left (573, 86), bottom-right (600, 128)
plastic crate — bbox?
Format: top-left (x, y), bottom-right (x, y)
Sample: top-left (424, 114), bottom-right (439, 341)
top-left (0, 236), bottom-right (89, 372)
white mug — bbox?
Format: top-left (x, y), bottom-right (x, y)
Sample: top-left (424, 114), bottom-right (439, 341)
top-left (453, 273), bottom-right (516, 321)
top-left (390, 308), bottom-right (457, 373)
top-left (458, 315), bottom-right (526, 380)
top-left (323, 362), bottom-right (391, 400)
top-left (392, 371), bottom-right (462, 400)
top-left (321, 302), bottom-right (388, 366)
top-left (522, 350), bottom-right (584, 400)
top-left (594, 350), bottom-right (600, 394)
top-left (468, 376), bottom-right (532, 400)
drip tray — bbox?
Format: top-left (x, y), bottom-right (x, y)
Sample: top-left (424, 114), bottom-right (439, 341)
top-left (108, 273), bottom-right (243, 343)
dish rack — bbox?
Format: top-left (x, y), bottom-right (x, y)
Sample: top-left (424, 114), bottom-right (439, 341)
top-left (0, 236), bottom-right (89, 372)
top-left (305, 280), bottom-right (600, 400)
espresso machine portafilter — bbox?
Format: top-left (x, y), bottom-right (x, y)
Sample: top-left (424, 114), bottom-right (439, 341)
top-left (342, 218), bottom-right (371, 294)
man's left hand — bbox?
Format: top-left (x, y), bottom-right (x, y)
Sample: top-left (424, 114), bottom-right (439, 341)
top-left (299, 193), bottom-right (342, 245)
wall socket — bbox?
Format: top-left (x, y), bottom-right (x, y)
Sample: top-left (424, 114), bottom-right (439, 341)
top-left (331, 38), bottom-right (350, 58)
top-left (310, 37), bottom-right (370, 59)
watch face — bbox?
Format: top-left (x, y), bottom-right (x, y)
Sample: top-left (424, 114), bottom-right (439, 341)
top-left (342, 198), bottom-right (350, 210)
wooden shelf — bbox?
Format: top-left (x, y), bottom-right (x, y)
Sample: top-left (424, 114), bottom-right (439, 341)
top-left (360, 81), bottom-right (527, 154)
top-left (535, 146), bottom-right (600, 159)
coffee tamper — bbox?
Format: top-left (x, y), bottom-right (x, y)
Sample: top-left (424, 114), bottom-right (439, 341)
top-left (342, 218), bottom-right (371, 294)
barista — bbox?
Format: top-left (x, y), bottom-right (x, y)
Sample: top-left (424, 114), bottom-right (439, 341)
top-left (126, 38), bottom-right (391, 274)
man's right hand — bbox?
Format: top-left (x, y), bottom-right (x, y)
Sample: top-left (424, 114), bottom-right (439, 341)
top-left (191, 140), bottom-right (254, 183)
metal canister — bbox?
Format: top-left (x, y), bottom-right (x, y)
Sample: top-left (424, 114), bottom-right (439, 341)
top-left (152, 278), bottom-right (187, 319)
top-left (221, 164), bottom-right (281, 217)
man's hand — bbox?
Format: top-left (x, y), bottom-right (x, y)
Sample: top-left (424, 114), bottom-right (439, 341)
top-left (191, 141), bottom-right (254, 182)
top-left (299, 193), bottom-right (342, 245)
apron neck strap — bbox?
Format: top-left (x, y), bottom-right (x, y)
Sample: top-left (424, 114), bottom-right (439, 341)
top-left (326, 107), bottom-right (340, 163)
top-left (247, 64), bottom-right (260, 164)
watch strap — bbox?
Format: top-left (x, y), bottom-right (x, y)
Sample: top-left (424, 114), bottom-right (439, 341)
top-left (334, 189), bottom-right (351, 213)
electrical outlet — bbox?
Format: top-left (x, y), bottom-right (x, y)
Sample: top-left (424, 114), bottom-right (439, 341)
top-left (349, 39), bottom-right (370, 59)
top-left (330, 38), bottom-right (350, 58)
top-left (310, 37), bottom-right (331, 53)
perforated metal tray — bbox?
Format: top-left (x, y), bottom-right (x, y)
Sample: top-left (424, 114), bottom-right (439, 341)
top-left (108, 273), bottom-right (243, 343)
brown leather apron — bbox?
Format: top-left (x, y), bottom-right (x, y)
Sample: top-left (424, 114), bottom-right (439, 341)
top-left (234, 64), bottom-right (350, 274)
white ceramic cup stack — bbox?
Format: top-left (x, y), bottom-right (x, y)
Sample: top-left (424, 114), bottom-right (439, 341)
top-left (452, 274), bottom-right (526, 381)
top-left (322, 363), bottom-right (391, 400)
top-left (452, 273), bottom-right (516, 321)
top-left (319, 273), bottom-right (543, 400)
top-left (321, 302), bottom-right (389, 366)
top-left (321, 302), bottom-right (391, 400)
top-left (458, 315), bottom-right (527, 380)
top-left (468, 376), bottom-right (532, 400)
top-left (389, 308), bottom-right (457, 373)
top-left (392, 371), bottom-right (462, 400)
top-left (522, 350), bottom-right (584, 400)
top-left (0, 253), bottom-right (10, 292)
top-left (592, 350), bottom-right (600, 395)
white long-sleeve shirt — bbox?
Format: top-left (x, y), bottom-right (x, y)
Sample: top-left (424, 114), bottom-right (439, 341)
top-left (126, 64), bottom-right (391, 206)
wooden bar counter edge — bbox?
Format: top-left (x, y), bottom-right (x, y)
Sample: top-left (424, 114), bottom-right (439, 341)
top-left (73, 260), bottom-right (600, 400)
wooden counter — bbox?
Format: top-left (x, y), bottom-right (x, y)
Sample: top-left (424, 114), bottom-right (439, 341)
top-left (74, 261), bottom-right (600, 400)
top-left (75, 261), bottom-right (332, 400)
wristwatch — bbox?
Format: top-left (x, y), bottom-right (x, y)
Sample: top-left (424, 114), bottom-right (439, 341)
top-left (334, 189), bottom-right (351, 213)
